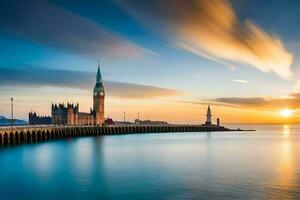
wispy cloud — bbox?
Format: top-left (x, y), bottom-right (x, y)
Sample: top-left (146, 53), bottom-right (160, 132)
top-left (0, 0), bottom-right (144, 58)
top-left (172, 92), bottom-right (300, 110)
top-left (232, 79), bottom-right (248, 84)
top-left (107, 81), bottom-right (181, 99)
top-left (117, 0), bottom-right (293, 79)
top-left (0, 67), bottom-right (181, 99)
top-left (173, 99), bottom-right (237, 108)
top-left (212, 93), bottom-right (300, 110)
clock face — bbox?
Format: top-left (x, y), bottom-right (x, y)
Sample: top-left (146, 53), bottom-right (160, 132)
top-left (94, 91), bottom-right (104, 96)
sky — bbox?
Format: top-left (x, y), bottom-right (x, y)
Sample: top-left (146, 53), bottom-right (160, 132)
top-left (1, 0), bottom-right (300, 124)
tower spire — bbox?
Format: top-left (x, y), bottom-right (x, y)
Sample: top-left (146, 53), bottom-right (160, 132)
top-left (96, 59), bottom-right (102, 83)
top-left (94, 59), bottom-right (105, 94)
top-left (207, 105), bottom-right (211, 114)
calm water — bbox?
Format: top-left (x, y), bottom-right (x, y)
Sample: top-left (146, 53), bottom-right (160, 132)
top-left (0, 124), bottom-right (300, 199)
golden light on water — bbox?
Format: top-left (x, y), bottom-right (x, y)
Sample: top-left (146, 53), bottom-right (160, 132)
top-left (279, 109), bottom-right (293, 118)
top-left (283, 125), bottom-right (290, 138)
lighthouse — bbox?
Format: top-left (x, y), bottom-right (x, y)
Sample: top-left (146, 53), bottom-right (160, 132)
top-left (205, 105), bottom-right (212, 125)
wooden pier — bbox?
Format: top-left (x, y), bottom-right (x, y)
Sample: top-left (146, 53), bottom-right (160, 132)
top-left (0, 125), bottom-right (233, 145)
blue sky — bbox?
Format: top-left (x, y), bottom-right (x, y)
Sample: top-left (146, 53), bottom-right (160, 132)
top-left (1, 0), bottom-right (300, 123)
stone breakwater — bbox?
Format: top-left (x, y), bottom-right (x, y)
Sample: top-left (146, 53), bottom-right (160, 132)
top-left (0, 125), bottom-right (241, 146)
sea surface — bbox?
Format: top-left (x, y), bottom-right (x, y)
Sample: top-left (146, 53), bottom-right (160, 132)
top-left (0, 124), bottom-right (300, 200)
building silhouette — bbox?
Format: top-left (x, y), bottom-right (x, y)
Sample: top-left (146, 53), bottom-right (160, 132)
top-left (28, 112), bottom-right (51, 125)
top-left (51, 62), bottom-right (105, 126)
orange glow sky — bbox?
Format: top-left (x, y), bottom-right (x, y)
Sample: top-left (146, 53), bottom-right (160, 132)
top-left (1, 0), bottom-right (300, 124)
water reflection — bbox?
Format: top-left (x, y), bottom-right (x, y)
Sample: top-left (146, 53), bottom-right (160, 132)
top-left (283, 124), bottom-right (290, 138)
top-left (72, 138), bottom-right (96, 189)
top-left (70, 136), bottom-right (108, 193)
top-left (34, 144), bottom-right (54, 181)
top-left (1, 125), bottom-right (300, 199)
top-left (266, 125), bottom-right (296, 199)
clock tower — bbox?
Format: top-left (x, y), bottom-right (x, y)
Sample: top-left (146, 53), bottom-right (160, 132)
top-left (93, 61), bottom-right (105, 125)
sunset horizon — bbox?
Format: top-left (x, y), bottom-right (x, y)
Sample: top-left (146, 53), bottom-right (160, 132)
top-left (1, 0), bottom-right (300, 125)
top-left (1, 1), bottom-right (300, 199)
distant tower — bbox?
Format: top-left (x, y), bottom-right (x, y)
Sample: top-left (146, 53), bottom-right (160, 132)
top-left (217, 118), bottom-right (220, 127)
top-left (93, 60), bottom-right (105, 125)
top-left (205, 105), bottom-right (212, 125)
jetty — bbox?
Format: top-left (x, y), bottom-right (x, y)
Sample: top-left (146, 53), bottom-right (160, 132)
top-left (0, 124), bottom-right (239, 145)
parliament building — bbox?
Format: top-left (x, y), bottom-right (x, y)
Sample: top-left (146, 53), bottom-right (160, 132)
top-left (51, 63), bottom-right (105, 126)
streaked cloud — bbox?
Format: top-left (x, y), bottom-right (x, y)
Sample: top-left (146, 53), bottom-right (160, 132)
top-left (213, 93), bottom-right (300, 109)
top-left (173, 99), bottom-right (237, 108)
top-left (117, 0), bottom-right (293, 79)
top-left (0, 0), bottom-right (144, 58)
top-left (175, 92), bottom-right (300, 110)
top-left (232, 79), bottom-right (249, 84)
top-left (0, 67), bottom-right (181, 99)
top-left (107, 82), bottom-right (181, 99)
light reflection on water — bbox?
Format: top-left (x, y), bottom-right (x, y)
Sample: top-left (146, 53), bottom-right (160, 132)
top-left (0, 124), bottom-right (300, 199)
top-left (264, 125), bottom-right (297, 199)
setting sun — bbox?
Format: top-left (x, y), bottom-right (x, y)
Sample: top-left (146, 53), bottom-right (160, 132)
top-left (279, 109), bottom-right (293, 118)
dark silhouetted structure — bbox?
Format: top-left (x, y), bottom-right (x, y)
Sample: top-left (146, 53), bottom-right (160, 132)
top-left (135, 119), bottom-right (168, 125)
top-left (205, 105), bottom-right (212, 125)
top-left (29, 112), bottom-right (51, 125)
top-left (105, 118), bottom-right (115, 125)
